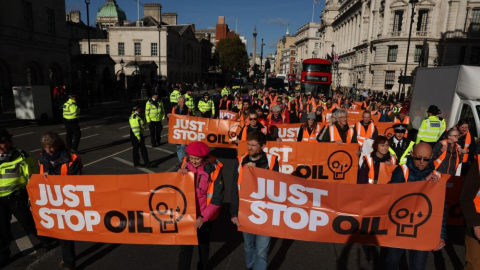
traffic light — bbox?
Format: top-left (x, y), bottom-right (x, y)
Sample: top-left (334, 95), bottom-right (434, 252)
top-left (238, 72), bottom-right (241, 76)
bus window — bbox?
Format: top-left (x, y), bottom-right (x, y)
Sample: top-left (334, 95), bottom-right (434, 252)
top-left (460, 104), bottom-right (478, 138)
top-left (302, 63), bottom-right (332, 72)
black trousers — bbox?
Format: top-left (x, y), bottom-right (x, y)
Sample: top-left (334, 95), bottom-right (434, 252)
top-left (60, 240), bottom-right (76, 268)
top-left (131, 133), bottom-right (149, 166)
top-left (64, 119), bottom-right (81, 151)
top-left (149, 121), bottom-right (163, 146)
top-left (201, 111), bottom-right (212, 118)
top-left (179, 222), bottom-right (212, 270)
top-left (0, 189), bottom-right (39, 263)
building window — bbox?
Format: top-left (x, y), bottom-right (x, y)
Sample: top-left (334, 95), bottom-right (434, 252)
top-left (393, 10), bottom-right (404, 33)
top-left (387, 46), bottom-right (398, 62)
top-left (106, 44), bottom-right (110, 54)
top-left (118, 42), bottom-right (125, 55)
top-left (315, 32), bottom-right (320, 37)
top-left (469, 9), bottom-right (480, 37)
top-left (135, 43), bottom-right (141, 56)
top-left (416, 10), bottom-right (429, 32)
top-left (79, 44), bottom-right (82, 54)
top-left (385, 70), bottom-right (395, 88)
top-left (22, 1), bottom-right (33, 30)
top-left (91, 44), bottom-right (97, 54)
top-left (151, 43), bottom-right (158, 56)
top-left (414, 45), bottom-right (422, 62)
top-left (471, 47), bottom-right (480, 65)
top-left (315, 43), bottom-right (319, 48)
top-left (46, 8), bottom-right (55, 34)
top-left (459, 46), bottom-right (466, 64)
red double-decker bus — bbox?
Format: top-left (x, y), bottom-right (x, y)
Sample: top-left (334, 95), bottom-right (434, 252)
top-left (301, 58), bottom-right (332, 96)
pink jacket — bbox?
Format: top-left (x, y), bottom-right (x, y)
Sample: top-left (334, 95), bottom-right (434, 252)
top-left (185, 162), bottom-right (221, 222)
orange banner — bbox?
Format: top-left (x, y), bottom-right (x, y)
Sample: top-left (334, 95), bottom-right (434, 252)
top-left (269, 123), bottom-right (309, 142)
top-left (27, 173), bottom-right (198, 245)
top-left (238, 167), bottom-right (446, 251)
top-left (168, 114), bottom-right (241, 148)
top-left (346, 109), bottom-right (364, 123)
top-left (376, 122), bottom-right (395, 139)
top-left (219, 110), bottom-right (237, 120)
top-left (238, 141), bottom-right (359, 183)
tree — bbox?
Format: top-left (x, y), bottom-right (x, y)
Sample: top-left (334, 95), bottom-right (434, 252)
top-left (216, 37), bottom-right (249, 79)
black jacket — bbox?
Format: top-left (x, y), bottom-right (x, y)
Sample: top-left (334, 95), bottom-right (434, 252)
top-left (38, 148), bottom-right (82, 175)
top-left (388, 136), bottom-right (413, 159)
top-left (460, 159), bottom-right (480, 238)
top-left (230, 152), bottom-right (280, 218)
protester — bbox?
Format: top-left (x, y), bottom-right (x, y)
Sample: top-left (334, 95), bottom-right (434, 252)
top-left (238, 100), bottom-right (251, 123)
top-left (231, 131), bottom-right (280, 270)
top-left (38, 132), bottom-right (82, 270)
top-left (236, 112), bottom-right (267, 142)
top-left (432, 128), bottom-right (466, 175)
top-left (318, 109), bottom-right (358, 144)
top-left (388, 124), bottom-right (415, 165)
top-left (177, 142), bottom-right (224, 270)
top-left (219, 95), bottom-right (232, 111)
top-left (385, 143), bottom-right (446, 269)
top-left (356, 110), bottom-right (378, 147)
top-left (459, 145), bottom-right (480, 270)
top-left (455, 119), bottom-right (475, 175)
top-left (373, 102), bottom-right (392, 122)
top-left (268, 105), bottom-right (288, 124)
top-left (416, 105), bottom-right (445, 147)
top-left (297, 112), bottom-right (321, 142)
top-left (169, 97), bottom-right (190, 166)
top-left (315, 106), bottom-right (326, 122)
top-left (357, 136), bottom-right (396, 184)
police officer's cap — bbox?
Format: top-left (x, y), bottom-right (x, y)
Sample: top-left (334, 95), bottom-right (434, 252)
top-left (393, 124), bottom-right (408, 133)
top-left (68, 93), bottom-right (77, 98)
top-left (0, 128), bottom-right (13, 143)
top-left (132, 104), bottom-right (142, 110)
top-left (203, 92), bottom-right (209, 97)
top-left (427, 105), bottom-right (440, 114)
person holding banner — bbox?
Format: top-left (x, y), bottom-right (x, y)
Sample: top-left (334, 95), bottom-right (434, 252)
top-left (357, 136), bottom-right (396, 184)
top-left (129, 105), bottom-right (151, 168)
top-left (322, 97), bottom-right (337, 121)
top-left (388, 124), bottom-right (415, 165)
top-left (38, 131), bottom-right (82, 270)
top-left (386, 143), bottom-right (446, 269)
top-left (459, 148), bottom-right (480, 270)
top-left (0, 129), bottom-right (52, 267)
top-left (268, 105), bottom-right (288, 124)
top-left (169, 97), bottom-right (190, 165)
top-left (219, 95), bottom-right (232, 111)
top-left (314, 106), bottom-right (326, 122)
top-left (455, 119), bottom-right (475, 175)
top-left (236, 112), bottom-right (268, 143)
top-left (231, 131), bottom-right (280, 270)
top-left (297, 112), bottom-right (321, 142)
top-left (238, 100), bottom-right (251, 124)
top-left (432, 129), bottom-right (466, 175)
top-left (178, 141), bottom-right (224, 270)
top-left (318, 109), bottom-right (358, 144)
top-left (356, 110), bottom-right (379, 147)
top-left (253, 105), bottom-right (269, 128)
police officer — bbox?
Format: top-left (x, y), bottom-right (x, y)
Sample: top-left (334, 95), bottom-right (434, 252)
top-left (388, 124), bottom-right (415, 165)
top-left (129, 105), bottom-right (150, 168)
top-left (184, 88), bottom-right (196, 115)
top-left (198, 92), bottom-right (215, 118)
top-left (63, 93), bottom-right (81, 154)
top-left (221, 85), bottom-right (230, 98)
top-left (170, 87), bottom-right (181, 107)
top-left (416, 105), bottom-right (445, 148)
top-left (0, 129), bottom-right (50, 267)
top-left (145, 92), bottom-right (165, 147)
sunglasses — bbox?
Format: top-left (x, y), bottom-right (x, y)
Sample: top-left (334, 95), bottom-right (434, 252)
top-left (249, 118), bottom-right (257, 120)
top-left (413, 156), bottom-right (431, 162)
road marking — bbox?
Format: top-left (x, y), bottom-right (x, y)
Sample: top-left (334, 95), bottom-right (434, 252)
top-left (146, 145), bottom-right (174, 154)
top-left (30, 149), bottom-right (42, 152)
top-left (80, 127), bottom-right (91, 130)
top-left (161, 134), bottom-right (168, 137)
top-left (81, 116), bottom-right (118, 124)
top-left (59, 132), bottom-right (66, 135)
top-left (165, 164), bottom-right (178, 172)
top-left (9, 125), bottom-right (39, 130)
top-left (13, 132), bottom-right (34, 137)
top-left (83, 147), bottom-right (132, 167)
top-left (122, 134), bottom-right (130, 138)
top-left (112, 157), bottom-right (155, 174)
top-left (10, 216), bottom-right (36, 255)
top-left (119, 125), bottom-right (130, 129)
top-left (82, 134), bottom-right (99, 139)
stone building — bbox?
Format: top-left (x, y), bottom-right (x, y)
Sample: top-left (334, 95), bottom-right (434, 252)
top-left (274, 28), bottom-right (296, 75)
top-left (295, 22), bottom-right (321, 69)
top-left (317, 0), bottom-right (480, 93)
top-left (96, 0), bottom-right (127, 30)
top-left (280, 46), bottom-right (297, 75)
top-left (0, 0), bottom-right (71, 108)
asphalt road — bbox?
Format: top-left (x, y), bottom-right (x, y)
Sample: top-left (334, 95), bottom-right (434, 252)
top-left (1, 100), bottom-right (467, 270)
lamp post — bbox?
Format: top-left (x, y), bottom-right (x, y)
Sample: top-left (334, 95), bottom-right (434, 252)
top-left (85, 0), bottom-right (90, 55)
top-left (401, 0), bottom-right (419, 101)
top-left (134, 60), bottom-right (139, 91)
top-left (331, 44), bottom-right (336, 92)
top-left (260, 38), bottom-right (265, 85)
top-left (120, 58), bottom-right (125, 89)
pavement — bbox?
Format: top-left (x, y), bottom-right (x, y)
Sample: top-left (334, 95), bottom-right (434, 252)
top-left (1, 97), bottom-right (468, 270)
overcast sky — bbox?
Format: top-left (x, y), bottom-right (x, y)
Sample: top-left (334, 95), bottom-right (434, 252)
top-left (65, 0), bottom-right (326, 56)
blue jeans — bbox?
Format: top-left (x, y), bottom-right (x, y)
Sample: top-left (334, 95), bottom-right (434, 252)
top-left (242, 232), bottom-right (270, 270)
top-left (176, 144), bottom-right (186, 163)
top-left (383, 247), bottom-right (428, 270)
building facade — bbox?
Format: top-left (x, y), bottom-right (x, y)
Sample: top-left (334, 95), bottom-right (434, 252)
top-left (295, 22), bottom-right (321, 72)
top-left (317, 0), bottom-right (480, 93)
top-left (274, 35), bottom-right (296, 74)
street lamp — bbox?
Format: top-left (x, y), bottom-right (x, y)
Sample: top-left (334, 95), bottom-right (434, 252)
top-left (119, 58), bottom-right (125, 89)
top-left (331, 44), bottom-right (336, 92)
top-left (401, 0), bottom-right (419, 101)
top-left (120, 58), bottom-right (125, 72)
top-left (85, 0), bottom-right (90, 55)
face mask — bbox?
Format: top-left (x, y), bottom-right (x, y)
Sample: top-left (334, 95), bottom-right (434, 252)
top-left (152, 98), bottom-right (156, 101)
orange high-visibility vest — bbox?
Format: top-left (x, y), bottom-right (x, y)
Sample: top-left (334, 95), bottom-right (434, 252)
top-left (364, 154), bottom-right (397, 184)
top-left (473, 156), bottom-right (480, 212)
top-left (240, 125), bottom-right (267, 140)
top-left (301, 125), bottom-right (321, 142)
top-left (237, 153), bottom-right (277, 195)
top-left (433, 140), bottom-right (460, 172)
top-left (323, 104), bottom-right (337, 114)
top-left (329, 124), bottom-right (354, 143)
top-left (356, 121), bottom-right (375, 146)
top-left (219, 99), bottom-right (231, 110)
top-left (39, 153), bottom-right (81, 175)
top-left (400, 164), bottom-right (441, 182)
top-left (181, 156), bottom-right (223, 220)
top-left (461, 131), bottom-right (471, 163)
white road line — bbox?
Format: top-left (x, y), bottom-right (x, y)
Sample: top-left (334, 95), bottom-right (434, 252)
top-left (112, 157), bottom-right (155, 174)
top-left (9, 125), bottom-right (39, 130)
top-left (59, 132), bottom-right (66, 135)
top-left (83, 147), bottom-right (132, 167)
top-left (119, 125), bottom-right (130, 129)
top-left (10, 216), bottom-right (36, 255)
top-left (122, 134), bottom-right (130, 138)
top-left (146, 145), bottom-right (174, 154)
top-left (30, 149), bottom-right (42, 152)
top-left (165, 164), bottom-right (178, 172)
top-left (82, 134), bottom-right (99, 139)
top-left (13, 132), bottom-right (34, 137)
top-left (80, 127), bottom-right (91, 130)
top-left (81, 115), bottom-right (117, 124)
top-left (161, 134), bottom-right (168, 137)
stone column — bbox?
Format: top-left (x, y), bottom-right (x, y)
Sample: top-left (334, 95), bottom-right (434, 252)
top-left (253, 26), bottom-right (257, 69)
top-left (455, 0), bottom-right (468, 31)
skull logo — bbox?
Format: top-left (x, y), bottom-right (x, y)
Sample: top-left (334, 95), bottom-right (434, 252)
top-left (149, 185), bottom-right (187, 233)
top-left (327, 150), bottom-right (353, 180)
top-left (388, 193), bottom-right (432, 238)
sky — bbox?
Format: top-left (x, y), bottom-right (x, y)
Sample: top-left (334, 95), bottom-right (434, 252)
top-left (65, 0), bottom-right (326, 56)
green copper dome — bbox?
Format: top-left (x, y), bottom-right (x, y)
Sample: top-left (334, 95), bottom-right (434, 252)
top-left (97, 0), bottom-right (127, 20)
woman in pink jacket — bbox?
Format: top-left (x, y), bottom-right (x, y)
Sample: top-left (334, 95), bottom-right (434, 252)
top-left (178, 142), bottom-right (224, 270)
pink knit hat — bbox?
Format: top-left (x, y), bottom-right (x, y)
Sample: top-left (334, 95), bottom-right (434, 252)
top-left (186, 142), bottom-right (210, 157)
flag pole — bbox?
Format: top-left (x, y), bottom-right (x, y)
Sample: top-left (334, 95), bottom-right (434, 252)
top-left (312, 0), bottom-right (315, 22)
